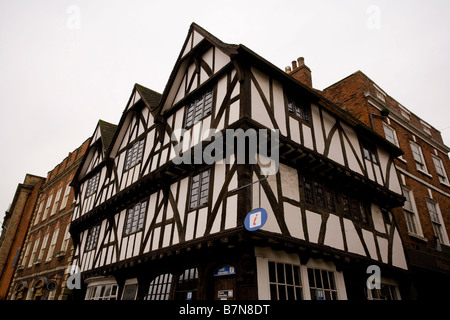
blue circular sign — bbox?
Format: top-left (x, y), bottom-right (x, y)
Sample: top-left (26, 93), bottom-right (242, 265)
top-left (244, 208), bottom-right (268, 231)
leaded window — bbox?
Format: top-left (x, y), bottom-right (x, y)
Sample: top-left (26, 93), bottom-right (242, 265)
top-left (184, 89), bottom-right (213, 128)
top-left (124, 201), bottom-right (147, 235)
top-left (124, 139), bottom-right (145, 171)
top-left (189, 170), bottom-right (210, 210)
top-left (85, 225), bottom-right (100, 252)
top-left (86, 173), bottom-right (100, 198)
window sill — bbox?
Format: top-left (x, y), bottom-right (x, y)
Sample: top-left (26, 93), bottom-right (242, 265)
top-left (417, 169), bottom-right (432, 179)
top-left (408, 232), bottom-right (428, 242)
top-left (439, 181), bottom-right (450, 188)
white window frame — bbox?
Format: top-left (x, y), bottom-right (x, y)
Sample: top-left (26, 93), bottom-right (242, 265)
top-left (366, 277), bottom-right (401, 300)
top-left (46, 228), bottom-right (60, 261)
top-left (61, 223), bottom-right (71, 253)
top-left (33, 201), bottom-right (45, 226)
top-left (38, 233), bottom-right (49, 261)
top-left (29, 238), bottom-right (40, 267)
top-left (426, 198), bottom-right (449, 246)
top-left (60, 184), bottom-right (71, 209)
top-left (50, 188), bottom-right (62, 216)
top-left (22, 242), bottom-right (31, 268)
top-left (410, 141), bottom-right (429, 174)
top-left (85, 278), bottom-right (118, 300)
top-left (255, 247), bottom-right (347, 300)
top-left (121, 278), bottom-right (139, 300)
top-left (432, 155), bottom-right (449, 185)
top-left (382, 122), bottom-right (399, 147)
top-left (42, 193), bottom-right (53, 221)
top-left (401, 186), bottom-right (424, 238)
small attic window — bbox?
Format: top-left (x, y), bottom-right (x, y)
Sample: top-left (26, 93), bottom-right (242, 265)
top-left (420, 120), bottom-right (432, 135)
top-left (398, 104), bottom-right (410, 120)
top-left (373, 84), bottom-right (386, 103)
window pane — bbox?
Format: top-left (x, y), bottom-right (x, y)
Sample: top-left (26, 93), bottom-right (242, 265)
top-left (270, 284), bottom-right (277, 300)
top-left (277, 263), bottom-right (285, 284)
top-left (269, 262), bottom-right (276, 283)
top-left (285, 264), bottom-right (293, 285)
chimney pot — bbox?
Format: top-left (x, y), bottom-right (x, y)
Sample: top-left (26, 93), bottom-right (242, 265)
top-left (285, 66), bottom-right (292, 73)
top-left (292, 60), bottom-right (298, 70)
top-left (297, 57), bottom-right (305, 67)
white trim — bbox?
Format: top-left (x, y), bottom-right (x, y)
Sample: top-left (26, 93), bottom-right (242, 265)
top-left (254, 247), bottom-right (347, 300)
top-left (396, 166), bottom-right (450, 198)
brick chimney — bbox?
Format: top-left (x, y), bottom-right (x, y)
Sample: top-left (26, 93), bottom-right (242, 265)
top-left (286, 57), bottom-right (312, 88)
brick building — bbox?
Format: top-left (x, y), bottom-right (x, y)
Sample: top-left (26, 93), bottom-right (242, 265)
top-left (320, 70), bottom-right (450, 299)
top-left (7, 139), bottom-right (90, 300)
top-left (0, 174), bottom-right (44, 299)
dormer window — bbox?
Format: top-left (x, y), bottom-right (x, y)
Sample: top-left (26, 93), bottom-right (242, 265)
top-left (184, 89), bottom-right (213, 128)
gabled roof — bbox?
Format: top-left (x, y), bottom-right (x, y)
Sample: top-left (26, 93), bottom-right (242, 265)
top-left (70, 119), bottom-right (117, 190)
top-left (157, 23), bottom-right (238, 115)
top-left (135, 83), bottom-right (162, 111)
top-left (98, 120), bottom-right (118, 152)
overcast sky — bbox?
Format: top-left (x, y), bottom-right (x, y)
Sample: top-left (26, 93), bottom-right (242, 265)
top-left (1, 0), bottom-right (449, 224)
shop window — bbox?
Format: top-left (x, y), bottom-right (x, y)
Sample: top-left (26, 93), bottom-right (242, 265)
top-left (268, 261), bottom-right (303, 300)
top-left (307, 268), bottom-right (338, 300)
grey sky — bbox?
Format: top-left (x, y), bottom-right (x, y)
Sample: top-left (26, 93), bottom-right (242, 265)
top-left (1, 0), bottom-right (449, 224)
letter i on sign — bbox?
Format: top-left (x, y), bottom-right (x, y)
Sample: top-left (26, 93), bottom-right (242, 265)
top-left (244, 208), bottom-right (268, 231)
top-left (251, 212), bottom-right (261, 228)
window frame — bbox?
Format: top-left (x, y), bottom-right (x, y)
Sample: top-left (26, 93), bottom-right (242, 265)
top-left (382, 122), bottom-right (399, 147)
top-left (401, 186), bottom-right (423, 237)
top-left (432, 155), bottom-right (449, 185)
top-left (307, 267), bottom-right (338, 300)
top-left (425, 198), bottom-right (447, 245)
top-left (409, 141), bottom-right (428, 173)
top-left (268, 261), bottom-right (303, 300)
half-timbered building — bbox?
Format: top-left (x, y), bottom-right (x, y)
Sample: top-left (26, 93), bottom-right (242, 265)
top-left (69, 23), bottom-right (409, 300)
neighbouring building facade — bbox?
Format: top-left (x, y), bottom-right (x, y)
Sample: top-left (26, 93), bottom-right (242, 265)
top-left (322, 70), bottom-right (450, 299)
top-left (69, 23), bottom-right (410, 301)
top-left (0, 174), bottom-right (44, 300)
top-left (7, 139), bottom-right (90, 300)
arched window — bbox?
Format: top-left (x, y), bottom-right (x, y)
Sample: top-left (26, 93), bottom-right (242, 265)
top-left (145, 273), bottom-right (173, 300)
